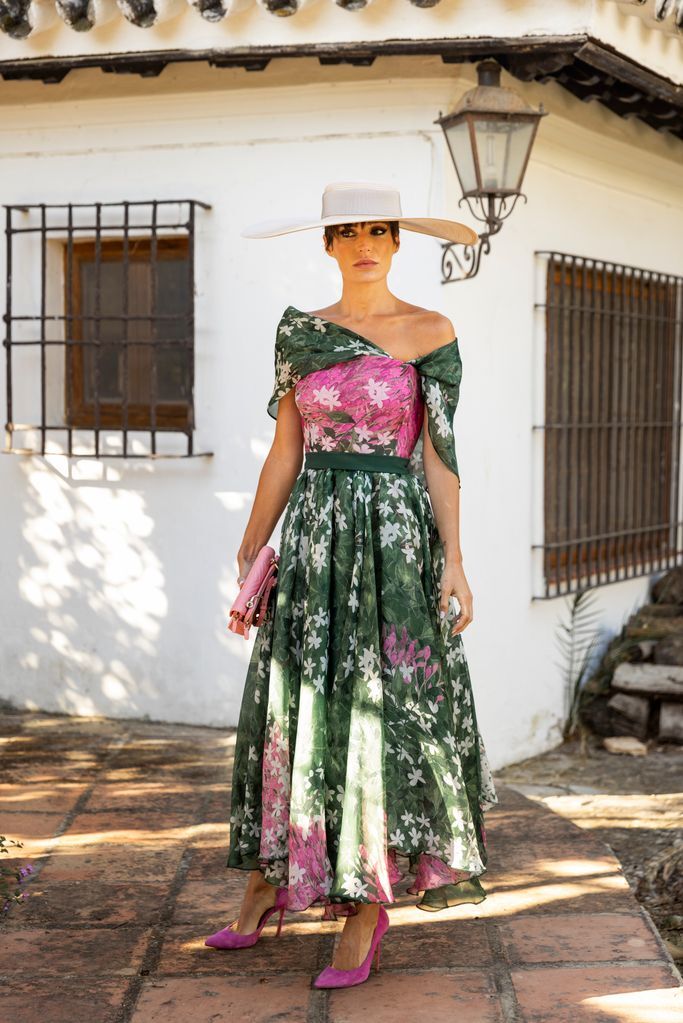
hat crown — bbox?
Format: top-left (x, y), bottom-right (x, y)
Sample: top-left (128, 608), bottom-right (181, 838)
top-left (321, 182), bottom-right (403, 221)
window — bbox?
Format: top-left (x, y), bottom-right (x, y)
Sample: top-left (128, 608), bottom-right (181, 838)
top-left (535, 251), bottom-right (683, 598)
top-left (3, 199), bottom-right (211, 458)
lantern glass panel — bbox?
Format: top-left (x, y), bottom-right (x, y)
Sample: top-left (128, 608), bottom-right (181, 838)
top-left (472, 117), bottom-right (535, 192)
top-left (443, 119), bottom-right (478, 194)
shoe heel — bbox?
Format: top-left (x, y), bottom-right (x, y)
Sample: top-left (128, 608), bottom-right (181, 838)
top-left (275, 906), bottom-right (285, 938)
top-left (374, 939), bottom-right (382, 973)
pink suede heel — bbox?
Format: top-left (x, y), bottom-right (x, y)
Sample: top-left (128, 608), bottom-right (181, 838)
top-left (312, 905), bottom-right (389, 988)
top-left (204, 885), bottom-right (288, 949)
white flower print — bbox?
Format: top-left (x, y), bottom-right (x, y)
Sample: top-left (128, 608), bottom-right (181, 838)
top-left (354, 423), bottom-right (373, 443)
top-left (290, 862), bottom-right (306, 885)
top-left (402, 544), bottom-right (417, 564)
top-left (358, 646), bottom-right (380, 681)
top-left (407, 767), bottom-right (425, 786)
top-left (461, 734), bottom-right (475, 755)
top-left (305, 422), bottom-right (321, 446)
top-left (380, 521), bottom-right (401, 548)
top-left (310, 317), bottom-right (328, 333)
top-left (365, 377), bottom-right (392, 408)
top-left (401, 811), bottom-right (415, 826)
top-left (443, 771), bottom-right (462, 793)
top-left (342, 872), bottom-right (363, 897)
top-left (312, 384), bottom-right (342, 410)
top-left (312, 674), bottom-right (325, 694)
top-left (409, 826), bottom-right (421, 846)
top-left (367, 675), bottom-right (382, 701)
top-left (311, 539), bottom-right (327, 572)
top-left (389, 829), bottom-right (405, 845)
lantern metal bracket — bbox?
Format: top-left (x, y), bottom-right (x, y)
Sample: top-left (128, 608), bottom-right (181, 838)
top-left (440, 191), bottom-right (527, 283)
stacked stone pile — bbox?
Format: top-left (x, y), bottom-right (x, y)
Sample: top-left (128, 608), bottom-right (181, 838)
top-left (580, 567), bottom-right (683, 745)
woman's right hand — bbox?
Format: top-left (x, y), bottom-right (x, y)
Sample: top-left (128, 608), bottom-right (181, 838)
top-left (236, 549), bottom-right (259, 589)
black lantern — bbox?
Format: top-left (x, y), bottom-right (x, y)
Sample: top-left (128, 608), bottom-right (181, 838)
top-left (435, 59), bottom-right (547, 282)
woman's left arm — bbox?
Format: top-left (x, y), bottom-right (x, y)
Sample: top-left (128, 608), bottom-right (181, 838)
top-left (422, 400), bottom-right (473, 637)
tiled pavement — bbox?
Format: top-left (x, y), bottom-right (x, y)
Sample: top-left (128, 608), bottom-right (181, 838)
top-left (1, 710), bottom-right (681, 1023)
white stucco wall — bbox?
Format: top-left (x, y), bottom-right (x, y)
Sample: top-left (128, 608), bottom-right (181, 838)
top-left (0, 59), bottom-right (681, 769)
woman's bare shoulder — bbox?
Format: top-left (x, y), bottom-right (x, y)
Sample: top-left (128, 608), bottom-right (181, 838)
top-left (408, 306), bottom-right (457, 354)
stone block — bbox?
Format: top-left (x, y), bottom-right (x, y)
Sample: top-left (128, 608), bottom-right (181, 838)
top-left (612, 662), bottom-right (683, 699)
top-left (606, 692), bottom-right (651, 738)
top-left (659, 701), bottom-right (683, 742)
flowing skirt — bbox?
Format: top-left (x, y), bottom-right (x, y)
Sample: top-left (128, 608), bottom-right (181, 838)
top-left (227, 466), bottom-right (498, 913)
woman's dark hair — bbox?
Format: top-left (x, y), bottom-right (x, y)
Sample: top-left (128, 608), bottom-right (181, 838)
top-left (323, 221), bottom-right (400, 253)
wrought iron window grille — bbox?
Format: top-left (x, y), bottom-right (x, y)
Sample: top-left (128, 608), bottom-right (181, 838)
top-left (3, 198), bottom-right (212, 459)
top-left (532, 250), bottom-right (683, 599)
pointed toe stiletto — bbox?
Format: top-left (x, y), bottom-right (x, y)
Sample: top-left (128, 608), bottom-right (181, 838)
top-left (204, 885), bottom-right (288, 949)
top-left (312, 905), bottom-right (389, 989)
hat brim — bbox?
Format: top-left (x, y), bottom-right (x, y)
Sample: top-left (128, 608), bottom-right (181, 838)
top-left (241, 214), bottom-right (478, 247)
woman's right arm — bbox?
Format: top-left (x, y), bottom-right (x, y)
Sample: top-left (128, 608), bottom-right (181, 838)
top-left (236, 388), bottom-right (304, 584)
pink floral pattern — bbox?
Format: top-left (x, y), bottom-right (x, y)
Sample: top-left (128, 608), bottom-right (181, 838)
top-left (295, 356), bottom-right (423, 457)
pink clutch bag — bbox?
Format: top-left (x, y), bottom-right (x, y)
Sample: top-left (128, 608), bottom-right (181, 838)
top-left (228, 545), bottom-right (280, 640)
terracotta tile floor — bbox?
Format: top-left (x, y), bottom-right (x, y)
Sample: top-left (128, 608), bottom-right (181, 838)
top-left (1, 710), bottom-right (681, 1023)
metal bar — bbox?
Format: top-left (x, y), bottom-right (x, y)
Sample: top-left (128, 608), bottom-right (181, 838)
top-left (66, 203), bottom-right (74, 456)
top-left (616, 258), bottom-right (627, 581)
top-left (5, 337), bottom-right (192, 347)
top-left (7, 313), bottom-right (191, 322)
top-left (673, 281), bottom-right (683, 571)
top-left (566, 253), bottom-right (576, 593)
top-left (3, 448), bottom-right (214, 459)
top-left (39, 205), bottom-right (47, 455)
top-left (544, 253), bottom-right (555, 597)
top-left (92, 203), bottom-right (103, 457)
top-left (630, 265), bottom-right (642, 574)
top-left (122, 201), bottom-right (130, 459)
top-left (149, 201), bottom-right (158, 455)
top-left (4, 206), bottom-right (13, 452)
top-left (187, 200), bottom-right (196, 456)
top-left (3, 199), bottom-right (212, 211)
top-left (577, 255), bottom-right (586, 585)
top-left (644, 271), bottom-right (655, 571)
top-left (589, 256), bottom-right (599, 585)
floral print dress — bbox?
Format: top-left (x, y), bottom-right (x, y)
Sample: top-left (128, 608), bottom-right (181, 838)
top-left (227, 305), bottom-right (498, 915)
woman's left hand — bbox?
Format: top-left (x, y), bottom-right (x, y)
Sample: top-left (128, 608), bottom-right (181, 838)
top-left (439, 561), bottom-right (473, 635)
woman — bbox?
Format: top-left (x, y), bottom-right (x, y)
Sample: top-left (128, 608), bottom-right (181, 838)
top-left (205, 181), bottom-right (498, 988)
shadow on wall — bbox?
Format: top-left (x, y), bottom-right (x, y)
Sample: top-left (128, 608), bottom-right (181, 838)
top-left (0, 451), bottom-right (256, 725)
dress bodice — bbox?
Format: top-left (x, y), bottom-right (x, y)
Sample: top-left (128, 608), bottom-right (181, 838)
top-left (267, 305), bottom-right (463, 489)
top-left (294, 355), bottom-right (424, 459)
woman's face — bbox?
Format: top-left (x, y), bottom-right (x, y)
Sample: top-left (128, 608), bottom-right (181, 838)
top-left (325, 221), bottom-right (399, 279)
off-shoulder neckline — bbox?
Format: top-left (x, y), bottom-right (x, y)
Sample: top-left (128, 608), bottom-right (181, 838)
top-left (284, 305), bottom-right (459, 366)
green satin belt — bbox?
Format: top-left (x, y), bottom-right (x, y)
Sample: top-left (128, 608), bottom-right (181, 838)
top-left (304, 451), bottom-right (412, 474)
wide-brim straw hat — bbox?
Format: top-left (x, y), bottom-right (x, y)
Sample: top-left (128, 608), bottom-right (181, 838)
top-left (241, 180), bottom-right (478, 246)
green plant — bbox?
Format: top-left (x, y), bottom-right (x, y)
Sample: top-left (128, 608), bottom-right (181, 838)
top-left (554, 587), bottom-right (602, 742)
top-left (1, 835), bottom-right (33, 914)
